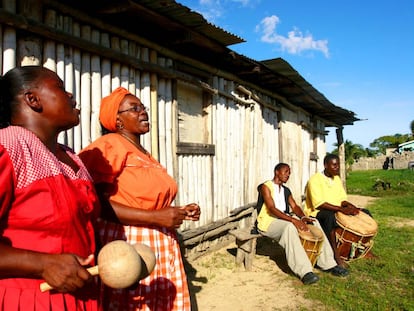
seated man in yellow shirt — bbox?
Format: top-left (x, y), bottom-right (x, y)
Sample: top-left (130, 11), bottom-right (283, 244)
top-left (257, 163), bottom-right (348, 285)
top-left (304, 154), bottom-right (375, 268)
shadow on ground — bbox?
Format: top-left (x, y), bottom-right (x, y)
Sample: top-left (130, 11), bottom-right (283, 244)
top-left (183, 255), bottom-right (207, 311)
top-left (184, 237), bottom-right (294, 310)
top-left (224, 237), bottom-right (291, 274)
top-left (255, 237), bottom-right (292, 274)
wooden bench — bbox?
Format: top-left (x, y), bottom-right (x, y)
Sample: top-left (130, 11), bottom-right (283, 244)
top-left (229, 227), bottom-right (262, 270)
top-left (228, 208), bottom-right (263, 270)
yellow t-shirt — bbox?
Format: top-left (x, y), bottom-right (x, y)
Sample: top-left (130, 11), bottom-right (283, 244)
top-left (304, 172), bottom-right (347, 217)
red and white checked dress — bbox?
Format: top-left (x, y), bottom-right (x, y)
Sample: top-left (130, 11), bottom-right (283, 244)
top-left (0, 126), bottom-right (100, 311)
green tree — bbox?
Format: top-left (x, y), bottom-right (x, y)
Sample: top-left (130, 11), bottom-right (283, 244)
top-left (364, 147), bottom-right (378, 157)
top-left (369, 134), bottom-right (411, 154)
top-left (332, 140), bottom-right (367, 166)
top-left (410, 120), bottom-right (414, 136)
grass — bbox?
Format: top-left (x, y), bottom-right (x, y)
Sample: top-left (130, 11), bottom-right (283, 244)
top-left (346, 169), bottom-right (414, 197)
top-left (304, 169), bottom-right (414, 311)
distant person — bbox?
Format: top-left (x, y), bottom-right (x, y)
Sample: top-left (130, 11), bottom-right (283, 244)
top-left (79, 87), bottom-right (200, 310)
top-left (0, 66), bottom-right (100, 310)
top-left (304, 154), bottom-right (376, 268)
top-left (383, 157), bottom-right (390, 170)
top-left (256, 163), bottom-right (348, 285)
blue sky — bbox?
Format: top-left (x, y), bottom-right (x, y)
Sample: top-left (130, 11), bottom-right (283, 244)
top-left (178, 0), bottom-right (414, 151)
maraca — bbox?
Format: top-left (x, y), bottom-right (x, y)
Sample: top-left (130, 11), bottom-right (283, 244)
top-left (40, 240), bottom-right (142, 292)
top-left (132, 243), bottom-right (156, 279)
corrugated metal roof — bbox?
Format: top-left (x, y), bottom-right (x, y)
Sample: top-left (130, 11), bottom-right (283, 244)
top-left (55, 0), bottom-right (358, 126)
top-left (69, 0), bottom-right (244, 49)
top-left (261, 58), bottom-right (358, 125)
top-left (208, 53), bottom-right (359, 125)
top-left (133, 0), bottom-right (245, 47)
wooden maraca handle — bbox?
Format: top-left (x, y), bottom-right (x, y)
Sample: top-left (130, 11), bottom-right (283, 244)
top-left (40, 265), bottom-right (99, 292)
top-left (39, 240), bottom-right (149, 292)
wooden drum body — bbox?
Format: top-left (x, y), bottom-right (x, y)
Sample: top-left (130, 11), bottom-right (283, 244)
top-left (298, 225), bottom-right (324, 267)
top-left (335, 211), bottom-right (378, 261)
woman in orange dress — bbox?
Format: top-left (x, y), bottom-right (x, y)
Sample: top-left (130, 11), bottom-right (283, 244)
top-left (79, 87), bottom-right (200, 311)
top-left (0, 66), bottom-right (100, 310)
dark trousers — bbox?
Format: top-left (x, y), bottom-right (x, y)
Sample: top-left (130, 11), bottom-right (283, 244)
top-left (316, 208), bottom-right (372, 238)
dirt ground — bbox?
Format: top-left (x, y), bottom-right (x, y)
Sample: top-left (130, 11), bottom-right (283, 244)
top-left (185, 195), bottom-right (377, 311)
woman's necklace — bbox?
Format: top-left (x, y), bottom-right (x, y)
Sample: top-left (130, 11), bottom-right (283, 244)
top-left (119, 133), bottom-right (148, 155)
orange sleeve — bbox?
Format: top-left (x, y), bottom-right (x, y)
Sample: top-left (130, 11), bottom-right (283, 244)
top-left (78, 134), bottom-right (126, 186)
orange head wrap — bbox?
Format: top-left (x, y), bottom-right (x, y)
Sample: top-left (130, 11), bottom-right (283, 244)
top-left (99, 86), bottom-right (131, 132)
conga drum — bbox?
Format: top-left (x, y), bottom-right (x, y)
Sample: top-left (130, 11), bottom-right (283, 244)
top-left (335, 211), bottom-right (378, 261)
top-left (298, 225), bottom-right (324, 267)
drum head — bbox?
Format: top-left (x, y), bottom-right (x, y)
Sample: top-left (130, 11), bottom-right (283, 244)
top-left (336, 211), bottom-right (378, 235)
top-left (298, 225), bottom-right (324, 242)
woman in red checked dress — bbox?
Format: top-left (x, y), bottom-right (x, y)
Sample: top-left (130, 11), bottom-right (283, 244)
top-left (0, 66), bottom-right (100, 310)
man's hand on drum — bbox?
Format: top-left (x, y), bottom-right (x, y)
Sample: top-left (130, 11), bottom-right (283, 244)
top-left (300, 216), bottom-right (315, 224)
top-left (292, 217), bottom-right (310, 232)
top-left (340, 201), bottom-right (360, 215)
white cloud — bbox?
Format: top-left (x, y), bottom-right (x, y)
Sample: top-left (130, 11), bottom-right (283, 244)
top-left (200, 0), bottom-right (215, 5)
top-left (257, 15), bottom-right (329, 58)
top-left (230, 0), bottom-right (251, 6)
top-left (196, 0), bottom-right (254, 22)
top-left (193, 0), bottom-right (224, 22)
top-left (200, 0), bottom-right (252, 6)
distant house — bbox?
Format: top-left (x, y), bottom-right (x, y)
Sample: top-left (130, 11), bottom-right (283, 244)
top-left (396, 140), bottom-right (414, 153)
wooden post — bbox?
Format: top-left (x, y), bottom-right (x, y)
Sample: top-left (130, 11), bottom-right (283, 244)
top-left (165, 59), bottom-right (174, 176)
top-left (80, 25), bottom-right (92, 148)
top-left (91, 29), bottom-right (102, 142)
top-left (0, 25), bottom-right (2, 73)
top-left (3, 27), bottom-right (16, 73)
top-left (111, 37), bottom-right (121, 89)
top-left (63, 16), bottom-right (74, 149)
top-left (140, 48), bottom-right (151, 151)
top-left (2, 0), bottom-right (16, 72)
top-left (101, 33), bottom-right (111, 98)
top-left (56, 14), bottom-right (67, 145)
top-left (73, 22), bottom-right (82, 152)
top-left (150, 50), bottom-right (159, 160)
top-left (336, 127), bottom-right (346, 189)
